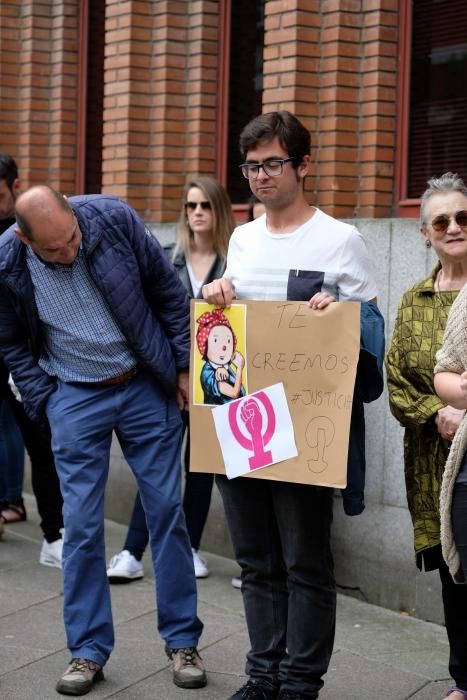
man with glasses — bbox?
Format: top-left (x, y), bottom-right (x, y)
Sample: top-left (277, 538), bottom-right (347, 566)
top-left (203, 111), bottom-right (378, 700)
top-left (0, 185), bottom-right (206, 695)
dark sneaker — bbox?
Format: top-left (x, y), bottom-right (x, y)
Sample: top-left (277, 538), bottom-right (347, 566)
top-left (279, 691), bottom-right (314, 699)
top-left (165, 646), bottom-right (207, 689)
top-left (56, 658), bottom-right (104, 696)
top-left (230, 679), bottom-right (279, 699)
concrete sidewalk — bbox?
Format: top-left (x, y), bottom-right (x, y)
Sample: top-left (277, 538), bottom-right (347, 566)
top-left (0, 497), bottom-right (454, 699)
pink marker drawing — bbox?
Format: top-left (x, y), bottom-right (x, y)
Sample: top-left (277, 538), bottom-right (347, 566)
top-left (228, 392), bottom-right (276, 470)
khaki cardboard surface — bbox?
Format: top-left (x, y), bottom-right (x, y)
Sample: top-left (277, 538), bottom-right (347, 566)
top-left (189, 300), bottom-right (361, 487)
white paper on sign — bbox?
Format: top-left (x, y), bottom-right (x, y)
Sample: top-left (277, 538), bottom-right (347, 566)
top-left (212, 382), bottom-right (298, 479)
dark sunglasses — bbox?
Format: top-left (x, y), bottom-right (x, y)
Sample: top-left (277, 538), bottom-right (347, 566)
top-left (431, 210), bottom-right (467, 233)
top-left (185, 200), bottom-right (211, 211)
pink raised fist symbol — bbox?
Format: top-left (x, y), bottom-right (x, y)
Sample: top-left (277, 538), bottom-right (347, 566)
top-left (228, 392), bottom-right (275, 470)
top-left (240, 398), bottom-right (263, 435)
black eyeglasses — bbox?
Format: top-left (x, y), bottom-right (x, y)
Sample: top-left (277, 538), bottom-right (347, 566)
top-left (239, 157), bottom-right (294, 180)
top-left (431, 210), bottom-right (467, 233)
top-left (185, 200), bottom-right (211, 211)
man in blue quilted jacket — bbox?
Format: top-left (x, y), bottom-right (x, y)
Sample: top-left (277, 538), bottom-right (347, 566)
top-left (0, 185), bottom-right (206, 696)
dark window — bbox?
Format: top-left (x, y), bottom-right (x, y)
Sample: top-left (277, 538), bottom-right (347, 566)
top-left (407, 0), bottom-right (467, 198)
top-left (84, 1), bottom-right (105, 193)
top-left (227, 0), bottom-right (265, 203)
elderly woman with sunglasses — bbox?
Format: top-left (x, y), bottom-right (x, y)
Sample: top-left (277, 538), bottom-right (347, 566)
top-left (386, 172), bottom-right (467, 700)
top-left (107, 176), bottom-right (236, 586)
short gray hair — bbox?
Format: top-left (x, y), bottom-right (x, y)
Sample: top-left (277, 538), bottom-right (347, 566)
top-left (420, 172), bottom-right (467, 228)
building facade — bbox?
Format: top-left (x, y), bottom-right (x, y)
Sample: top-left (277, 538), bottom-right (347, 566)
top-left (3, 1), bottom-right (465, 221)
top-left (4, 0), bottom-right (467, 621)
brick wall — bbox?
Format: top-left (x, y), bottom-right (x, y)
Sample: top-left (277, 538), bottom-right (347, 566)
top-left (103, 0), bottom-right (220, 222)
top-left (103, 0), bottom-right (157, 214)
top-left (359, 1), bottom-right (398, 217)
top-left (262, 0), bottom-right (399, 217)
top-left (1, 0), bottom-right (400, 219)
top-left (1, 2), bottom-right (21, 170)
top-left (0, 0), bottom-right (79, 193)
top-left (319, 1), bottom-right (362, 217)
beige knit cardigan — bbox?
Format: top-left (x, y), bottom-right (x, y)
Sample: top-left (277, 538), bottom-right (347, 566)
top-left (435, 283), bottom-right (467, 583)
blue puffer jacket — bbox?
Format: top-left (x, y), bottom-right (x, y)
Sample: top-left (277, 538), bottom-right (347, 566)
top-left (0, 194), bottom-right (190, 422)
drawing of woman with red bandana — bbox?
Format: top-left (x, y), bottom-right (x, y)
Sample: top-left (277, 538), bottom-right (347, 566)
top-left (196, 308), bottom-right (245, 405)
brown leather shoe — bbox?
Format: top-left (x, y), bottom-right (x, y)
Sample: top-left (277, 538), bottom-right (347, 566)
top-left (56, 658), bottom-right (104, 696)
top-left (165, 646), bottom-right (207, 688)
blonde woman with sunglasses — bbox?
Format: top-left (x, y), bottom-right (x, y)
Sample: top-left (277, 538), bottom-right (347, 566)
top-left (387, 173), bottom-right (467, 700)
top-left (107, 176), bottom-right (236, 585)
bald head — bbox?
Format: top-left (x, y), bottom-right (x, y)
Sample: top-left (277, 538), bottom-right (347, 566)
top-left (14, 186), bottom-right (81, 265)
top-left (15, 185), bottom-right (72, 240)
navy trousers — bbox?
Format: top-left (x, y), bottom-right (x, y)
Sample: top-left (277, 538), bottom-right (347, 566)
top-left (46, 371), bottom-right (203, 666)
top-left (124, 411), bottom-right (214, 559)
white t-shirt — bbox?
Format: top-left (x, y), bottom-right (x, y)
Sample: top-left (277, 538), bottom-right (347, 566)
top-left (186, 261), bottom-right (203, 298)
top-left (224, 208), bottom-right (377, 302)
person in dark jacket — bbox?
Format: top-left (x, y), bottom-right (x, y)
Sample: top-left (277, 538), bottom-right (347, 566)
top-left (0, 154), bottom-right (64, 563)
top-left (0, 152), bottom-right (20, 233)
top-left (107, 175), bottom-right (235, 583)
top-left (107, 176), bottom-right (235, 583)
top-left (0, 154), bottom-right (25, 532)
top-left (0, 185), bottom-right (206, 696)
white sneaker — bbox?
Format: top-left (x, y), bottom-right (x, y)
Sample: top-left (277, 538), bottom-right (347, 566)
top-left (192, 548), bottom-right (209, 578)
top-left (231, 577), bottom-right (242, 589)
top-left (40, 537), bottom-right (63, 568)
top-left (107, 550), bottom-right (144, 582)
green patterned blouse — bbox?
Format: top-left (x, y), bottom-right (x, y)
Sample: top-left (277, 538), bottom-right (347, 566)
top-left (386, 264), bottom-right (459, 561)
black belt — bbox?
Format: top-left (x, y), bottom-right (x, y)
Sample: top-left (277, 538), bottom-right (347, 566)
top-left (77, 366), bottom-right (139, 387)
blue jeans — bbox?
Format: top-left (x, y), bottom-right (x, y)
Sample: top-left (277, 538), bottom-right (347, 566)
top-left (0, 398), bottom-right (24, 506)
top-left (46, 371), bottom-right (203, 666)
top-left (124, 411), bottom-right (214, 558)
top-left (216, 475), bottom-right (335, 699)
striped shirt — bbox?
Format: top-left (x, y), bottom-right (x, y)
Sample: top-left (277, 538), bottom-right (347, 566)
top-left (225, 208), bottom-right (377, 302)
top-left (26, 246), bottom-right (136, 382)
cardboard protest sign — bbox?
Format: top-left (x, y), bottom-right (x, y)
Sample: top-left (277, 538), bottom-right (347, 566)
top-left (189, 300), bottom-right (361, 488)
